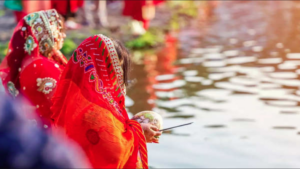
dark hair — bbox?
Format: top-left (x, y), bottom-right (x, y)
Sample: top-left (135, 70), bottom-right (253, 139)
top-left (112, 40), bottom-right (131, 87)
top-left (58, 14), bottom-right (65, 33)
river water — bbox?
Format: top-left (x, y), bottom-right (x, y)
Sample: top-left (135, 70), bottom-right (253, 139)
top-left (126, 1), bottom-right (300, 168)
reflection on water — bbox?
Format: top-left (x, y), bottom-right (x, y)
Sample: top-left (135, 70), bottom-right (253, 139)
top-left (127, 1), bottom-right (300, 168)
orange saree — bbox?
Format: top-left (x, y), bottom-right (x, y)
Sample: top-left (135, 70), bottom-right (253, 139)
top-left (51, 35), bottom-right (148, 168)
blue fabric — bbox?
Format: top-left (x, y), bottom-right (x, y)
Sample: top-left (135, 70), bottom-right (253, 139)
top-left (0, 94), bottom-right (87, 168)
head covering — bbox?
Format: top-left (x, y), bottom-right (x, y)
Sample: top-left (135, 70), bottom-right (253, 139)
top-left (51, 34), bottom-right (148, 168)
top-left (0, 9), bottom-right (67, 96)
top-left (0, 93), bottom-right (91, 168)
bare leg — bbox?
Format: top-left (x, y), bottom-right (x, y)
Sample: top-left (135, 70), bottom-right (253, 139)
top-left (98, 0), bottom-right (109, 27)
top-left (80, 2), bottom-right (89, 26)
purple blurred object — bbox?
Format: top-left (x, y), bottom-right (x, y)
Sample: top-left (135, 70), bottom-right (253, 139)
top-left (0, 94), bottom-right (91, 168)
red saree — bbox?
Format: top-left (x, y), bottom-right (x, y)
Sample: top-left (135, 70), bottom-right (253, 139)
top-left (51, 35), bottom-right (148, 168)
top-left (0, 9), bottom-right (67, 128)
top-left (123, 0), bottom-right (164, 29)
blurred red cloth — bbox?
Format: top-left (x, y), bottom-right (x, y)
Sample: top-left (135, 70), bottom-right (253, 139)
top-left (123, 0), bottom-right (164, 29)
top-left (12, 0), bottom-right (52, 22)
top-left (13, 11), bottom-right (26, 22)
top-left (51, 0), bottom-right (84, 15)
top-left (22, 0), bottom-right (51, 13)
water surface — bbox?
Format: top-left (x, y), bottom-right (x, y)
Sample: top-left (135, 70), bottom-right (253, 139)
top-left (126, 1), bottom-right (300, 168)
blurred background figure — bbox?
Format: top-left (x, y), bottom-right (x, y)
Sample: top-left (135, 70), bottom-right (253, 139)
top-left (197, 1), bottom-right (219, 23)
top-left (0, 93), bottom-right (90, 168)
top-left (4, 0), bottom-right (23, 22)
top-left (75, 1), bottom-right (108, 28)
top-left (51, 0), bottom-right (84, 30)
top-left (4, 0), bottom-right (51, 22)
top-left (93, 0), bottom-right (108, 27)
top-left (123, 0), bottom-right (164, 35)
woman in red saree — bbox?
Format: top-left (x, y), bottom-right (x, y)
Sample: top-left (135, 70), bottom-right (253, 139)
top-left (0, 9), bottom-right (67, 129)
top-left (51, 34), bottom-right (161, 168)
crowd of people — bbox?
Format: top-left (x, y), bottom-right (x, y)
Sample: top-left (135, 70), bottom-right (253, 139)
top-left (0, 3), bottom-right (163, 168)
top-left (4, 0), bottom-right (164, 35)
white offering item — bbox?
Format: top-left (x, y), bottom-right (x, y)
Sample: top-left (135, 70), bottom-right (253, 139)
top-left (132, 111), bottom-right (163, 130)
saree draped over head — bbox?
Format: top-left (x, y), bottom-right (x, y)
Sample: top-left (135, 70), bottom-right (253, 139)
top-left (0, 9), bottom-right (67, 128)
top-left (51, 35), bottom-right (148, 169)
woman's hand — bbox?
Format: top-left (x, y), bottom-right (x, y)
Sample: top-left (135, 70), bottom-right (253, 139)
top-left (140, 123), bottom-right (162, 143)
